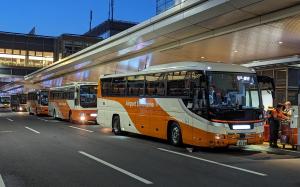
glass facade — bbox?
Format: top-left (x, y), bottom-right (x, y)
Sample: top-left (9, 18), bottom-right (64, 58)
top-left (156, 0), bottom-right (185, 14)
top-left (0, 48), bottom-right (53, 68)
top-left (54, 34), bottom-right (101, 61)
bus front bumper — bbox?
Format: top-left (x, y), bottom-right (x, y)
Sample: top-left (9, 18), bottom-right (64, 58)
top-left (210, 133), bottom-right (264, 147)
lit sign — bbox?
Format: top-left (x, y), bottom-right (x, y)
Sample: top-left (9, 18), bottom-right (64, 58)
top-left (237, 76), bottom-right (250, 81)
top-left (232, 125), bottom-right (251, 130)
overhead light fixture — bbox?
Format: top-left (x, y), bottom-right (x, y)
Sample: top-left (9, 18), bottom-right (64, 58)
top-left (234, 50), bottom-right (238, 53)
top-left (278, 41), bottom-right (283, 44)
top-left (201, 56), bottom-right (205, 59)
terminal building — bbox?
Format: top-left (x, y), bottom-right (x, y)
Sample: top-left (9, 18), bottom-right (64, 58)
top-left (1, 0), bottom-right (300, 106)
top-left (0, 20), bottom-right (136, 92)
top-left (1, 0), bottom-right (300, 149)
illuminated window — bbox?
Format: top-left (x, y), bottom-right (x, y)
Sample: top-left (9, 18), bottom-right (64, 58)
top-left (20, 50), bottom-right (26, 55)
top-left (36, 51), bottom-right (43, 57)
top-left (29, 51), bottom-right (35, 56)
top-left (6, 49), bottom-right (12, 54)
top-left (44, 52), bottom-right (53, 58)
top-left (0, 49), bottom-right (4, 53)
top-left (13, 50), bottom-right (20, 55)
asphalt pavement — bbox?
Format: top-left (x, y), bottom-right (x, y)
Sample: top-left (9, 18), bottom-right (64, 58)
top-left (0, 111), bottom-right (300, 187)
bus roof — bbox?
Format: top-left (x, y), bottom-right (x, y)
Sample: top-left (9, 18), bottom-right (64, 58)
top-left (28, 89), bottom-right (49, 94)
top-left (100, 61), bottom-right (255, 79)
top-left (50, 82), bottom-right (98, 90)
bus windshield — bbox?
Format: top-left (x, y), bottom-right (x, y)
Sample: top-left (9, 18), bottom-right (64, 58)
top-left (40, 91), bottom-right (48, 106)
top-left (80, 85), bottom-right (97, 108)
top-left (19, 94), bottom-right (27, 104)
top-left (207, 72), bottom-right (260, 109)
top-left (0, 97), bottom-right (10, 104)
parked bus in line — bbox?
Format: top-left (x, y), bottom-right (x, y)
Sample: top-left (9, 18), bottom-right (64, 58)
top-left (11, 94), bottom-right (27, 112)
top-left (97, 62), bottom-right (265, 148)
top-left (0, 96), bottom-right (10, 109)
top-left (27, 89), bottom-right (49, 115)
top-left (48, 82), bottom-right (98, 124)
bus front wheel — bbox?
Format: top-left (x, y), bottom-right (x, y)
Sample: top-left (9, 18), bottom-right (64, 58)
top-left (29, 108), bottom-right (33, 115)
top-left (169, 122), bottom-right (182, 146)
top-left (112, 115), bottom-right (122, 135)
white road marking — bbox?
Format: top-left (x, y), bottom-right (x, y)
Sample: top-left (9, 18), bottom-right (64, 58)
top-left (0, 174), bottom-right (5, 187)
top-left (0, 131), bottom-right (14, 133)
top-left (6, 118), bottom-right (13, 122)
top-left (69, 126), bottom-right (94, 133)
top-left (79, 151), bottom-right (153, 184)
top-left (157, 148), bottom-right (268, 177)
top-left (25, 126), bottom-right (40, 134)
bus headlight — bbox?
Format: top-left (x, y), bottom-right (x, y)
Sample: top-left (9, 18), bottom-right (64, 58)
top-left (80, 113), bottom-right (86, 121)
top-left (90, 113), bottom-right (97, 117)
top-left (215, 134), bottom-right (225, 140)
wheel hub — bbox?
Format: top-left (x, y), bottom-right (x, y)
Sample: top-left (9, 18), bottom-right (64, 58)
top-left (172, 127), bottom-right (179, 143)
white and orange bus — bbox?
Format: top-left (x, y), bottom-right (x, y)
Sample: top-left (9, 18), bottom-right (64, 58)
top-left (27, 89), bottom-right (49, 115)
top-left (48, 82), bottom-right (98, 124)
top-left (0, 96), bottom-right (10, 109)
top-left (97, 62), bottom-right (265, 148)
top-left (11, 93), bottom-right (27, 112)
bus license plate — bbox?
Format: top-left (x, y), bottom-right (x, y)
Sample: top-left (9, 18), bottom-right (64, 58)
top-left (236, 140), bottom-right (247, 147)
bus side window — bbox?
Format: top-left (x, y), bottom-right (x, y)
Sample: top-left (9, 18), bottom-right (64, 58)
top-left (101, 78), bottom-right (112, 96)
top-left (127, 75), bottom-right (145, 96)
top-left (167, 71), bottom-right (189, 97)
top-left (112, 77), bottom-right (126, 96)
top-left (145, 73), bottom-right (166, 97)
top-left (188, 71), bottom-right (207, 116)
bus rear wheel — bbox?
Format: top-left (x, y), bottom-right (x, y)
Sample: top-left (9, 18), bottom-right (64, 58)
top-left (69, 112), bottom-right (73, 123)
top-left (112, 115), bottom-right (122, 135)
top-left (53, 110), bottom-right (57, 119)
top-left (169, 122), bottom-right (182, 146)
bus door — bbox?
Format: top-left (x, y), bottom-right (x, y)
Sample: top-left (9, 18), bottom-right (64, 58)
top-left (257, 76), bottom-right (275, 111)
top-left (257, 75), bottom-right (275, 142)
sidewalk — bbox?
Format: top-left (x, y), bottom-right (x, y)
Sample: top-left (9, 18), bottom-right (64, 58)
top-left (247, 142), bottom-right (300, 155)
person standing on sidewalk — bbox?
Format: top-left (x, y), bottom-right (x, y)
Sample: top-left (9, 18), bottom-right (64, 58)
top-left (268, 103), bottom-right (289, 148)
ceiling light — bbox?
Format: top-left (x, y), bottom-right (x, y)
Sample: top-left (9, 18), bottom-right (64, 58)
top-left (278, 41), bottom-right (283, 44)
top-left (201, 56), bottom-right (205, 59)
top-left (234, 50), bottom-right (238, 53)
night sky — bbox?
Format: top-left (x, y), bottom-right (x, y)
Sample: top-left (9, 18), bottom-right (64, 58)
top-left (0, 0), bottom-right (156, 36)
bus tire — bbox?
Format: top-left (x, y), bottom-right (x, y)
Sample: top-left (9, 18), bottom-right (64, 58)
top-left (69, 111), bottom-right (73, 123)
top-left (168, 122), bottom-right (182, 146)
top-left (53, 110), bottom-right (57, 119)
top-left (112, 115), bottom-right (122, 135)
